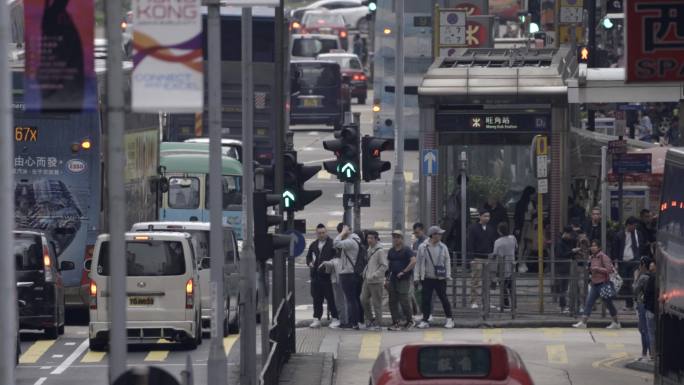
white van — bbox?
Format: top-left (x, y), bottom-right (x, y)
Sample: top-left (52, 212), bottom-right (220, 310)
top-left (130, 222), bottom-right (240, 336)
top-left (88, 232), bottom-right (201, 351)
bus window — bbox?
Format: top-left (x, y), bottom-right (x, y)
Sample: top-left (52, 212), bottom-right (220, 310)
top-left (205, 175), bottom-right (242, 209)
top-left (168, 177), bottom-right (200, 209)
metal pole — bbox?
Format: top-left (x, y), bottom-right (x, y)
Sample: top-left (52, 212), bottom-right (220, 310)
top-left (617, 136), bottom-right (624, 224)
top-left (287, 212), bottom-right (296, 353)
top-left (460, 153), bottom-right (467, 308)
top-left (601, 146), bottom-right (608, 251)
top-left (240, 7), bottom-right (257, 385)
top-left (344, 182), bottom-right (353, 225)
top-left (259, 261), bottom-right (270, 365)
top-left (207, 1), bottom-right (227, 383)
top-left (353, 181), bottom-right (361, 232)
top-left (538, 191), bottom-right (544, 314)
top-left (0, 1), bottom-right (17, 382)
top-left (392, 0), bottom-right (406, 233)
top-left (105, 0), bottom-right (127, 380)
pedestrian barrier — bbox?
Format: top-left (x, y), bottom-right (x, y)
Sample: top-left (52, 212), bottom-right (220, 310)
top-left (260, 292), bottom-right (295, 385)
top-left (423, 252), bottom-right (637, 321)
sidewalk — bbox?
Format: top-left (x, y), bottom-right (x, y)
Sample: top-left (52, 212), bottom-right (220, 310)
top-left (277, 328), bottom-right (337, 385)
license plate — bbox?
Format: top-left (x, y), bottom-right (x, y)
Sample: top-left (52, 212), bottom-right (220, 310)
top-left (129, 296), bottom-right (154, 306)
top-left (302, 98), bottom-right (320, 107)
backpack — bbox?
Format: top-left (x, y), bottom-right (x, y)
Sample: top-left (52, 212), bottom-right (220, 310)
top-left (344, 240), bottom-right (367, 278)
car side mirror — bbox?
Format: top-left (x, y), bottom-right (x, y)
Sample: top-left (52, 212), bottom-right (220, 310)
top-left (60, 261), bottom-right (75, 271)
top-left (83, 259), bottom-right (92, 272)
top-left (201, 258), bottom-right (211, 269)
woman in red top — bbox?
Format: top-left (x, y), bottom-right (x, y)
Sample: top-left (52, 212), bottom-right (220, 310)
top-left (573, 240), bottom-right (621, 329)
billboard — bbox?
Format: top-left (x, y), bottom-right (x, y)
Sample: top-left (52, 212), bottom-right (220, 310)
top-left (23, 0), bottom-right (96, 111)
top-left (132, 0), bottom-right (203, 112)
top-left (626, 0), bottom-right (684, 83)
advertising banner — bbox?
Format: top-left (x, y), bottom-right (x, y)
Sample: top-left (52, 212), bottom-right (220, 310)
top-left (626, 0), bottom-right (684, 82)
top-left (132, 0), bottom-right (203, 112)
top-left (23, 0), bottom-right (96, 111)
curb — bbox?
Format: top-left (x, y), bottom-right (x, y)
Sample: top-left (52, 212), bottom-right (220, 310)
top-left (294, 318), bottom-right (638, 329)
top-left (624, 360), bottom-right (654, 373)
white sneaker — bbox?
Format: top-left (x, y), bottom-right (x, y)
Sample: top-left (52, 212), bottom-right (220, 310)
top-left (471, 303), bottom-right (479, 309)
top-left (329, 319), bottom-right (340, 329)
top-left (310, 319), bottom-right (321, 328)
top-left (572, 321), bottom-right (587, 328)
top-left (358, 322), bottom-right (367, 330)
top-left (606, 322), bottom-right (621, 329)
top-left (428, 315), bottom-right (434, 322)
top-left (444, 319), bottom-right (455, 329)
top-left (518, 263), bottom-right (528, 273)
top-left (417, 321), bottom-right (430, 329)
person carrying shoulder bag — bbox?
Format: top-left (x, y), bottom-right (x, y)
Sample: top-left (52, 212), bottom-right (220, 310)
top-left (414, 226), bottom-right (455, 329)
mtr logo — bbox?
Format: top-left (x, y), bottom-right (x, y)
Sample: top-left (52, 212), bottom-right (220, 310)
top-left (626, 0), bottom-right (684, 82)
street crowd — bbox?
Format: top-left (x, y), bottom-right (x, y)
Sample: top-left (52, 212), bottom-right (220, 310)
top-left (305, 206), bottom-right (660, 362)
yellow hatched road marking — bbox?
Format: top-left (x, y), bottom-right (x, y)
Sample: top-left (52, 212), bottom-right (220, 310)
top-left (542, 328), bottom-right (564, 338)
top-left (404, 172), bottom-right (414, 183)
top-left (546, 344), bottom-right (568, 364)
top-left (224, 335), bottom-right (239, 355)
top-left (81, 351), bottom-right (106, 363)
top-left (327, 221), bottom-right (339, 229)
top-left (144, 339), bottom-right (170, 362)
top-left (19, 340), bottom-right (55, 364)
top-left (358, 333), bottom-right (382, 360)
top-left (318, 170), bottom-right (332, 180)
top-left (596, 330), bottom-right (619, 338)
top-left (373, 221), bottom-right (390, 230)
top-left (606, 343), bottom-right (625, 350)
top-left (423, 331), bottom-right (443, 342)
top-left (482, 329), bottom-right (503, 343)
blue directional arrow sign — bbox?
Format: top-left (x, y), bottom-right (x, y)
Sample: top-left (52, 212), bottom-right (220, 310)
top-left (285, 230), bottom-right (306, 257)
top-left (422, 149), bottom-right (438, 176)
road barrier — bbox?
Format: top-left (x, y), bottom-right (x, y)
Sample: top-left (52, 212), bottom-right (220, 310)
top-left (260, 292), bottom-right (295, 385)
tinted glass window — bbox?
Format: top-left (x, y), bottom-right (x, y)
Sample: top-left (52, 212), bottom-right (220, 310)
top-left (321, 56), bottom-right (362, 70)
top-left (418, 347), bottom-right (491, 378)
top-left (292, 38), bottom-right (339, 57)
top-left (302, 13), bottom-right (345, 27)
top-left (293, 64), bottom-right (340, 89)
top-left (168, 177), bottom-right (200, 209)
top-left (14, 234), bottom-right (43, 270)
top-left (205, 175), bottom-right (242, 209)
top-left (97, 241), bottom-right (187, 276)
top-left (659, 162), bottom-right (684, 249)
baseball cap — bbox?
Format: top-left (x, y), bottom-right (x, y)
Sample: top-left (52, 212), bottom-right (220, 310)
top-left (427, 226), bottom-right (446, 237)
top-left (391, 230), bottom-right (404, 238)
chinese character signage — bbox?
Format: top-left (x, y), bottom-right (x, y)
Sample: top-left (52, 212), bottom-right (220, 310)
top-left (436, 112), bottom-right (550, 132)
top-left (626, 0), bottom-right (684, 83)
top-left (23, 0), bottom-right (96, 111)
top-left (132, 0), bottom-right (203, 112)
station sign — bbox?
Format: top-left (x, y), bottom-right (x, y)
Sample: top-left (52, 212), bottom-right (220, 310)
top-left (626, 0), bottom-right (684, 83)
top-left (436, 112), bottom-right (550, 132)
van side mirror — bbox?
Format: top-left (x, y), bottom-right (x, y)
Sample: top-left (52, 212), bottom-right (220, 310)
top-left (84, 259), bottom-right (92, 272)
top-left (60, 261), bottom-right (75, 271)
top-left (201, 258), bottom-right (211, 269)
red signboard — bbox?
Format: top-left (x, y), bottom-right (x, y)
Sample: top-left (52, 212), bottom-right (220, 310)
top-left (626, 0), bottom-right (684, 83)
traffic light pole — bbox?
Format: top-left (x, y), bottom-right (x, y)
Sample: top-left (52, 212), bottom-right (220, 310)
top-left (344, 183), bottom-right (353, 226)
top-left (391, 0), bottom-right (406, 233)
top-left (286, 210), bottom-right (296, 353)
top-left (353, 181), bottom-right (361, 232)
top-left (240, 7), bottom-right (258, 385)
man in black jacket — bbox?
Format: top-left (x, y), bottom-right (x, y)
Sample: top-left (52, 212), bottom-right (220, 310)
top-left (468, 208), bottom-right (498, 309)
top-left (555, 226), bottom-right (578, 312)
top-left (307, 224), bottom-right (339, 328)
top-left (611, 217), bottom-right (650, 310)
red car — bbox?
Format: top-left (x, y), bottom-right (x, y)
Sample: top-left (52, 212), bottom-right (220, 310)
top-left (317, 52), bottom-right (367, 104)
top-left (370, 343), bottom-right (534, 385)
top-left (300, 11), bottom-right (349, 51)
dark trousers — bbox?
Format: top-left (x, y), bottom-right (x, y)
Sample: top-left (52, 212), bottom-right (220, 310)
top-left (619, 260), bottom-right (639, 308)
top-left (637, 304), bottom-right (651, 356)
top-left (421, 278), bottom-right (453, 321)
top-left (339, 273), bottom-right (362, 325)
top-left (311, 277), bottom-right (338, 320)
top-left (502, 277), bottom-right (513, 307)
top-left (554, 272), bottom-right (570, 309)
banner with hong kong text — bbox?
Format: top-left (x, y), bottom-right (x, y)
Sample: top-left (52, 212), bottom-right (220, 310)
top-left (132, 0), bottom-right (203, 112)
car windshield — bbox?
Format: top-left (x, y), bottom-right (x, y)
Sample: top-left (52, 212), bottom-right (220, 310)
top-left (14, 234), bottom-right (43, 270)
top-left (97, 241), bottom-right (186, 276)
top-left (320, 56), bottom-right (362, 70)
top-left (168, 177), bottom-right (200, 209)
top-left (205, 175), bottom-right (242, 209)
top-left (418, 347), bottom-right (491, 378)
top-left (292, 38), bottom-right (339, 57)
top-left (293, 64), bottom-right (339, 89)
top-left (303, 13), bottom-right (345, 27)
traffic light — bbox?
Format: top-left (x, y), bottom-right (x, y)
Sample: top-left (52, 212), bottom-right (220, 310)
top-left (363, 0), bottom-right (377, 12)
top-left (361, 135), bottom-right (391, 182)
top-left (323, 124), bottom-right (360, 182)
top-left (253, 191), bottom-right (291, 261)
top-left (282, 151), bottom-right (322, 211)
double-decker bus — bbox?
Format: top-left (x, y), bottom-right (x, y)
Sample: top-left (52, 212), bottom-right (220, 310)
top-left (165, 7), bottom-right (279, 164)
top-left (655, 148), bottom-right (684, 385)
top-left (11, 42), bottom-right (160, 314)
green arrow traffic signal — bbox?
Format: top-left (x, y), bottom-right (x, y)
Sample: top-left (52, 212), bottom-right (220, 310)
top-left (340, 162), bottom-right (357, 179)
top-left (282, 190), bottom-right (296, 209)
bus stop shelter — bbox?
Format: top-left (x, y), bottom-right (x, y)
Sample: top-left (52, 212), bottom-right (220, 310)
top-left (417, 47), bottom-right (577, 251)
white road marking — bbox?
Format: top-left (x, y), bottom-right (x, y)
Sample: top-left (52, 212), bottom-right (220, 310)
top-left (33, 377), bottom-right (47, 385)
top-left (52, 354), bottom-right (64, 358)
top-left (40, 366), bottom-right (52, 370)
top-left (51, 339), bottom-right (89, 375)
top-left (308, 131), bottom-right (317, 136)
top-left (64, 342), bottom-right (76, 346)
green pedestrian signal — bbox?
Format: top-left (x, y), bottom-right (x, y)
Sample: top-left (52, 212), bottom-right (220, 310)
top-left (282, 190), bottom-right (296, 209)
top-left (340, 162), bottom-right (357, 179)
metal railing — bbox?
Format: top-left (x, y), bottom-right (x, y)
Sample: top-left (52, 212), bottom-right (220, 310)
top-left (437, 252), bottom-right (636, 320)
top-left (259, 292), bottom-right (295, 385)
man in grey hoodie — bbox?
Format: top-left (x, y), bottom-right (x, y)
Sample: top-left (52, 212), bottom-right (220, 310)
top-left (334, 224), bottom-right (363, 329)
top-left (414, 226), bottom-right (454, 329)
top-left (360, 231), bottom-right (388, 330)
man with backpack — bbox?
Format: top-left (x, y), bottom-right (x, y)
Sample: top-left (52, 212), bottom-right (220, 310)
top-left (334, 224), bottom-right (366, 329)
